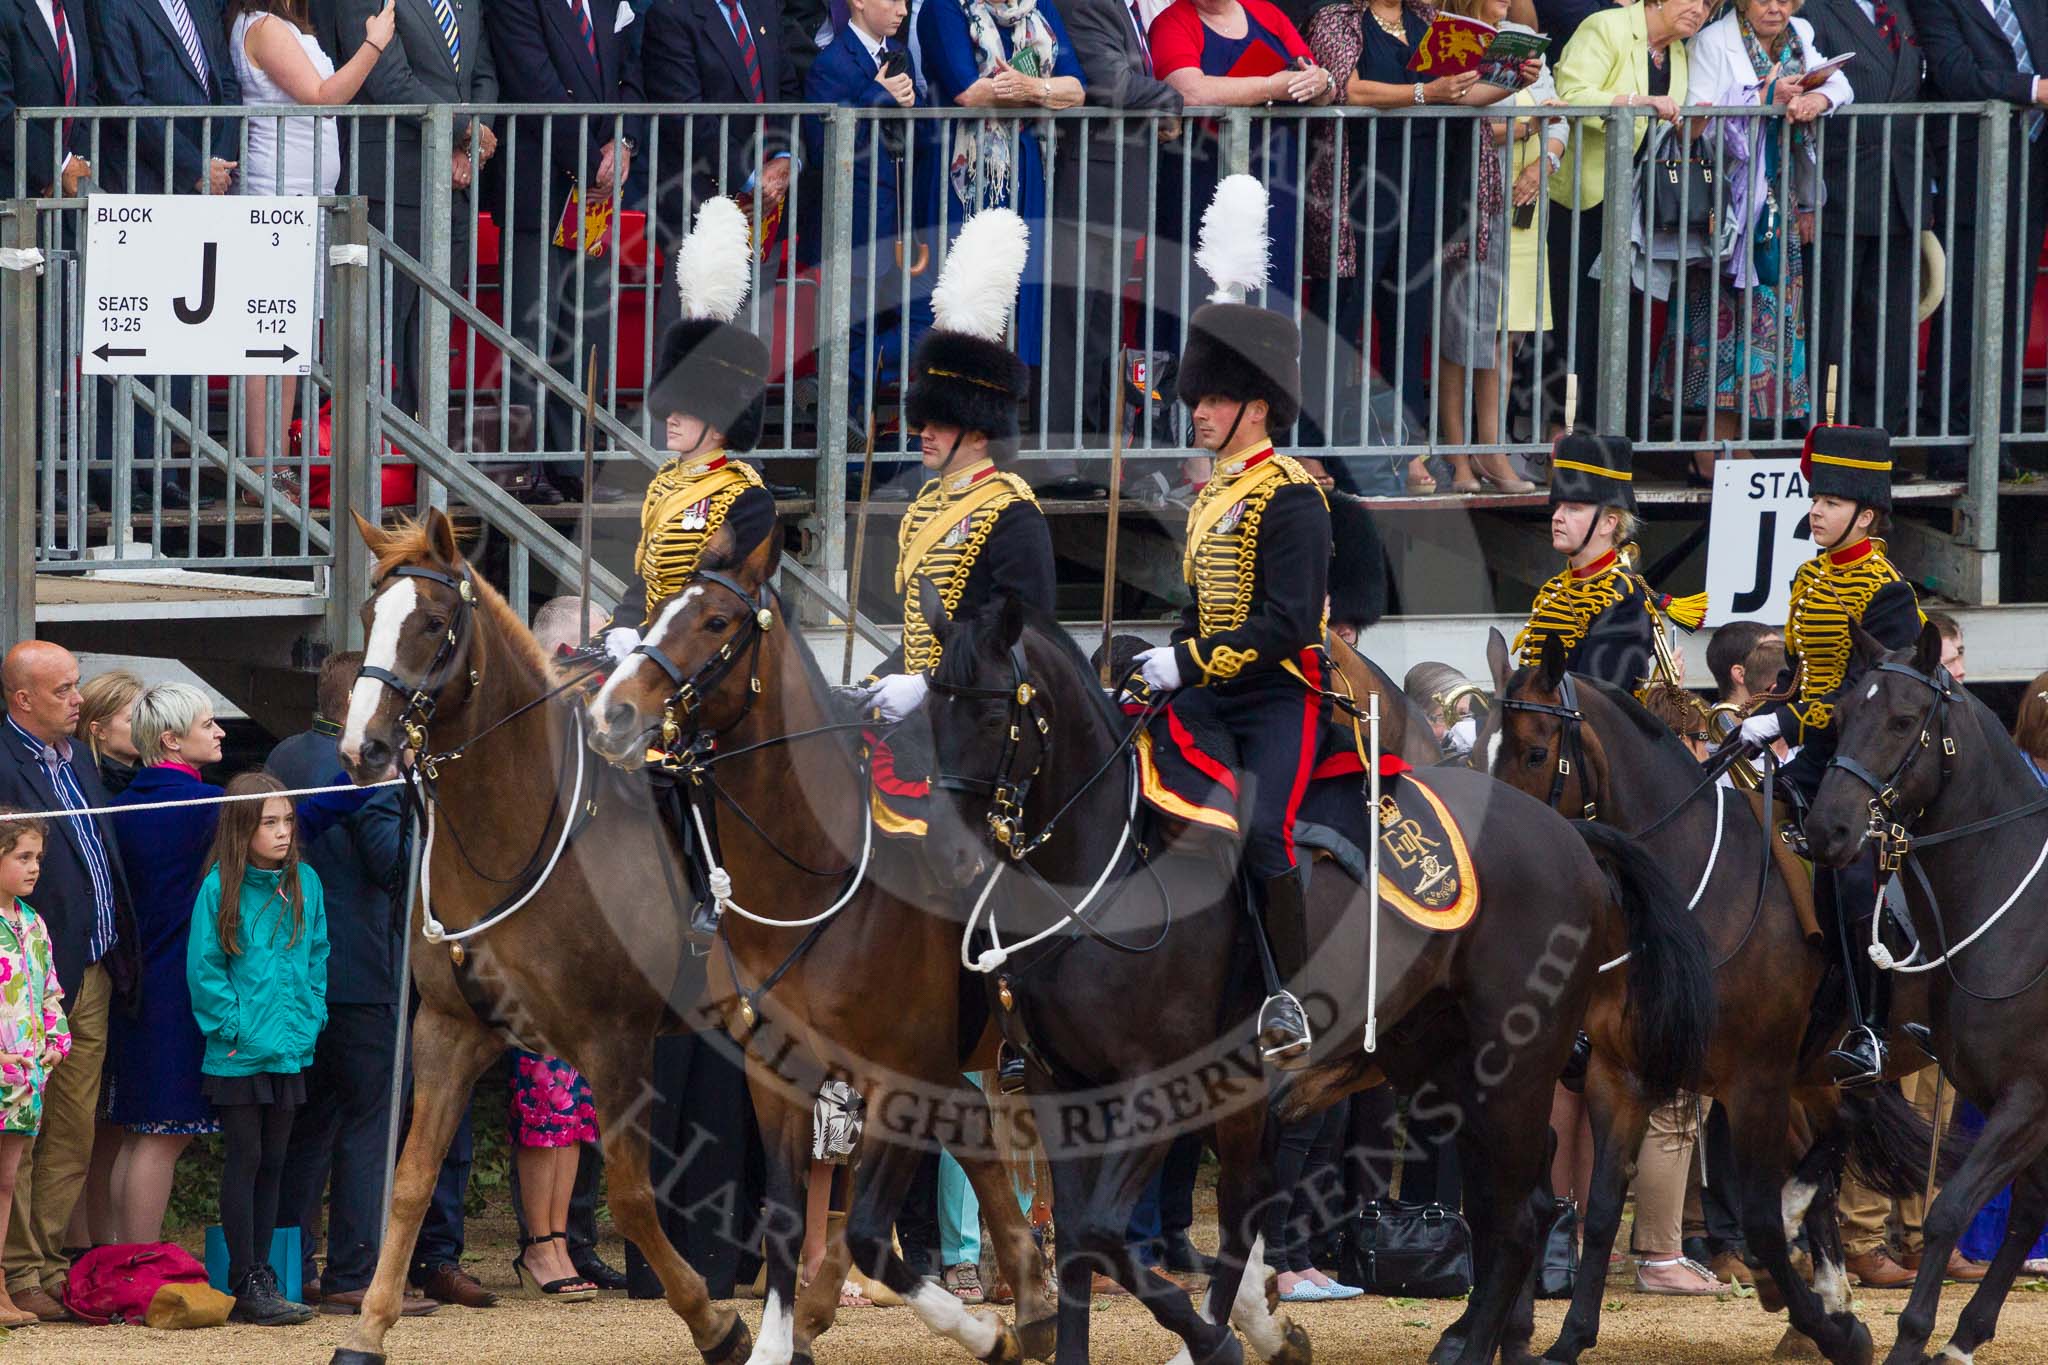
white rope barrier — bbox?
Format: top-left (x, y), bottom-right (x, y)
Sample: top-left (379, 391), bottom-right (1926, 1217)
top-left (0, 775), bottom-right (404, 821)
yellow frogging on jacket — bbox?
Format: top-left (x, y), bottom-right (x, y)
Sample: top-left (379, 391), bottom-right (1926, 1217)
top-left (634, 454), bottom-right (765, 624)
top-left (896, 463), bottom-right (1038, 673)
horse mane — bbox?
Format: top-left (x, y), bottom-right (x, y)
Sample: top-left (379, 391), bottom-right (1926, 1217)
top-left (374, 516), bottom-right (554, 685)
top-left (934, 596), bottom-right (1120, 728)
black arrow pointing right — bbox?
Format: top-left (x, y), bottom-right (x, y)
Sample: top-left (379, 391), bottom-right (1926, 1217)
top-left (92, 343), bottom-right (146, 361)
top-left (244, 344), bottom-right (300, 363)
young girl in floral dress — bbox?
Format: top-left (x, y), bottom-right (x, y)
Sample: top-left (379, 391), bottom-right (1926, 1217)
top-left (0, 811), bottom-right (72, 1329)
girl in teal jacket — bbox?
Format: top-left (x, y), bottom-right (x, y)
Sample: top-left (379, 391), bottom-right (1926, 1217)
top-left (186, 772), bottom-right (327, 1327)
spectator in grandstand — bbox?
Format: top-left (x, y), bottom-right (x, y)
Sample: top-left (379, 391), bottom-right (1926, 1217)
top-left (485, 0), bottom-right (644, 505)
top-left (917, 0), bottom-right (1086, 388)
top-left (1912, 0), bottom-right (2048, 473)
top-left (1303, 0), bottom-right (1478, 493)
top-left (1803, 0), bottom-right (1928, 438)
top-left (74, 670), bottom-right (145, 800)
top-left (0, 642), bottom-right (132, 1322)
top-left (1435, 0), bottom-right (1556, 495)
top-left (1548, 0), bottom-right (1706, 444)
top-left (0, 0), bottom-right (94, 199)
top-left (326, 0), bottom-right (497, 422)
top-left (1652, 0), bottom-right (1849, 471)
top-left (2020, 669), bottom-right (2048, 786)
top-left (91, 0), bottom-right (241, 195)
top-left (1704, 619), bottom-right (1785, 708)
top-left (229, 0), bottom-right (394, 485)
top-left (1927, 609), bottom-right (1964, 682)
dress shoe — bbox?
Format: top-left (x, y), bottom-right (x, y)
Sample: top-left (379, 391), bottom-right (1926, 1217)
top-left (319, 1288), bottom-right (440, 1316)
top-left (1898, 1248), bottom-right (1988, 1283)
top-left (1709, 1250), bottom-right (1754, 1287)
top-left (1090, 1271), bottom-right (1129, 1297)
top-left (552, 475), bottom-right (628, 506)
top-left (1845, 1248), bottom-right (1916, 1288)
top-left (567, 1241), bottom-right (628, 1292)
top-left (1160, 1231), bottom-right (1215, 1277)
top-left (11, 1284), bottom-right (68, 1321)
top-left (766, 480), bottom-right (806, 500)
top-left (516, 479), bottom-right (567, 506)
top-left (416, 1262), bottom-right (499, 1308)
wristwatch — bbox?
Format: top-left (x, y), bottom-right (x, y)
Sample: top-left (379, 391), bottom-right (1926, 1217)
top-left (1413, 81), bottom-right (1425, 105)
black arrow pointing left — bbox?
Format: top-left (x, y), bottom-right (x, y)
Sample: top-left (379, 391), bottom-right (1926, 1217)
top-left (93, 343), bottom-right (145, 361)
top-left (244, 344), bottom-right (299, 363)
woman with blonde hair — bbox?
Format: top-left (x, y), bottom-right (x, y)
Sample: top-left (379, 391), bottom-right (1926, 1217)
top-left (74, 670), bottom-right (146, 798)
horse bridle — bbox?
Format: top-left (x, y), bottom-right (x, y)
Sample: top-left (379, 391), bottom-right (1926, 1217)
top-left (924, 643), bottom-right (1050, 858)
top-left (633, 569), bottom-right (779, 760)
top-left (1824, 659), bottom-right (1958, 872)
top-left (358, 564), bottom-right (480, 773)
top-left (1499, 672), bottom-right (1600, 820)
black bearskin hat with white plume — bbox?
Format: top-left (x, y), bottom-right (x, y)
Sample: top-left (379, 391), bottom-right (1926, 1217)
top-left (1176, 175), bottom-right (1302, 431)
top-left (905, 208), bottom-right (1031, 448)
top-left (646, 197), bottom-right (770, 453)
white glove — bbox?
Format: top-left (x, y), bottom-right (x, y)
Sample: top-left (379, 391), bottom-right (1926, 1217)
top-left (1738, 711), bottom-right (1782, 745)
top-left (1446, 715), bottom-right (1478, 756)
top-left (604, 627), bottom-right (641, 662)
top-left (866, 672), bottom-right (929, 723)
top-left (1134, 646), bottom-right (1183, 694)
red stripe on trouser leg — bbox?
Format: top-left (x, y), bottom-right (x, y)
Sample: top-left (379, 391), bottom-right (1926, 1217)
top-left (1280, 650), bottom-right (1324, 869)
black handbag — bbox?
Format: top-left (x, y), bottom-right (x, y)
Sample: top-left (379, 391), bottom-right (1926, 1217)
top-left (1649, 127), bottom-right (1716, 235)
top-left (1341, 1200), bottom-right (1474, 1298)
top-left (1537, 1197), bottom-right (1581, 1299)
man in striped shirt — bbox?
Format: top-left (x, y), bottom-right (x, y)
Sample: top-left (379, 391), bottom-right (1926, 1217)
top-left (0, 642), bottom-right (132, 1319)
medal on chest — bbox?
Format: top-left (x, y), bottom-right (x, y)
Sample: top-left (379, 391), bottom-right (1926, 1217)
top-left (1211, 500), bottom-right (1247, 537)
top-left (680, 497), bottom-right (712, 532)
top-left (940, 514), bottom-right (974, 549)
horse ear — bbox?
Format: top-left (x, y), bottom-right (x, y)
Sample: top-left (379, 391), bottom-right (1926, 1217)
top-left (748, 526), bottom-right (785, 587)
top-left (1912, 619), bottom-right (1945, 677)
top-left (352, 511), bottom-right (389, 556)
top-left (916, 576), bottom-right (950, 641)
top-left (997, 593), bottom-right (1026, 651)
top-left (1486, 627), bottom-right (1512, 695)
top-left (1537, 632), bottom-right (1568, 691)
top-left (425, 506), bottom-right (461, 565)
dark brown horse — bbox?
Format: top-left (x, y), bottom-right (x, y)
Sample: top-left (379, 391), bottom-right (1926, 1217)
top-left (1484, 630), bottom-right (1938, 1365)
top-left (1808, 622), bottom-right (2048, 1365)
top-left (915, 593), bottom-right (1716, 1365)
top-left (330, 510), bottom-right (752, 1365)
top-left (584, 524), bottom-right (1055, 1365)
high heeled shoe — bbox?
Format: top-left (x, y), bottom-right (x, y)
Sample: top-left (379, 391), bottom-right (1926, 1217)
top-left (513, 1233), bottom-right (598, 1302)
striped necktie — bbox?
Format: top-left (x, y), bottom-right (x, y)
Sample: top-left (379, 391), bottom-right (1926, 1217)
top-left (1991, 0), bottom-right (2043, 141)
top-left (721, 0), bottom-right (765, 101)
top-left (430, 0), bottom-right (464, 73)
top-left (160, 0), bottom-right (212, 90)
top-left (52, 3), bottom-right (76, 104)
top-left (571, 0), bottom-right (597, 61)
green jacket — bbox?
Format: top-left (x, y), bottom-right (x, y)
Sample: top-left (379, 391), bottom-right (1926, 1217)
top-left (186, 864), bottom-right (329, 1078)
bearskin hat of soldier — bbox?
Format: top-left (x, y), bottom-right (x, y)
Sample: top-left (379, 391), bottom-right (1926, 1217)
top-left (1175, 175), bottom-right (1302, 431)
top-left (646, 197), bottom-right (770, 454)
top-left (1801, 423), bottom-right (1892, 511)
top-left (904, 208), bottom-right (1032, 452)
top-left (1548, 431), bottom-right (1636, 513)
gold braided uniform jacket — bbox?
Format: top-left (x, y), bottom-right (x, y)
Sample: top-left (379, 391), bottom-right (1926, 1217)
top-left (887, 459), bottom-right (1056, 675)
top-left (1513, 552), bottom-right (1662, 693)
top-left (619, 453), bottom-right (778, 628)
top-left (1767, 537), bottom-right (1924, 744)
top-left (1170, 443), bottom-right (1331, 690)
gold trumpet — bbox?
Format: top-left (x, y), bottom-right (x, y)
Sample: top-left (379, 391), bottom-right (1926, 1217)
top-left (1434, 681), bottom-right (1493, 734)
top-left (1706, 700), bottom-right (1763, 791)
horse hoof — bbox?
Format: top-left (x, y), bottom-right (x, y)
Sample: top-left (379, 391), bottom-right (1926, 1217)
top-left (1016, 1313), bottom-right (1058, 1362)
top-left (1836, 1316), bottom-right (1873, 1365)
top-left (1270, 1319), bottom-right (1312, 1365)
top-left (792, 1356), bottom-right (814, 1365)
top-left (1428, 1335), bottom-right (1465, 1365)
top-left (980, 1320), bottom-right (1026, 1365)
top-left (704, 1313), bottom-right (752, 1365)
top-left (1194, 1331), bottom-right (1246, 1365)
top-left (330, 1352), bottom-right (388, 1365)
top-left (1756, 1271), bottom-right (1788, 1315)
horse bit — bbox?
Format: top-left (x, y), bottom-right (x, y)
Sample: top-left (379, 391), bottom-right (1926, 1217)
top-left (925, 643), bottom-right (1051, 858)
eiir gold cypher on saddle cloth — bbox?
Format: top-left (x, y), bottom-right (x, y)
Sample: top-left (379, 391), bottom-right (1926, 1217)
top-left (1131, 703), bottom-right (1478, 931)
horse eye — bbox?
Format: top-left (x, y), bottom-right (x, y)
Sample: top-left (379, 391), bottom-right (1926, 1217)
top-left (705, 615), bottom-right (731, 632)
top-left (1889, 712), bottom-right (1916, 732)
top-left (424, 616), bottom-right (446, 633)
top-left (1525, 748), bottom-right (1547, 767)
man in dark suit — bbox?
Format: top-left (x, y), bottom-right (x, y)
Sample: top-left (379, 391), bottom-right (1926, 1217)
top-left (0, 642), bottom-right (132, 1321)
top-left (484, 0), bottom-right (643, 503)
top-left (1806, 0), bottom-right (1929, 436)
top-left (0, 0), bottom-right (95, 198)
top-left (1910, 0), bottom-right (2048, 467)
top-left (331, 0), bottom-right (498, 418)
top-left (1047, 0), bottom-right (1183, 457)
top-left (89, 0), bottom-right (238, 194)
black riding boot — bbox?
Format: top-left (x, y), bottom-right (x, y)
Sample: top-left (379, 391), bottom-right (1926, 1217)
top-left (1824, 868), bottom-right (1889, 1087)
top-left (1257, 873), bottom-right (1313, 1068)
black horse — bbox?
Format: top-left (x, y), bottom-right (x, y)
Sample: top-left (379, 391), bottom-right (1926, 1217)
top-left (919, 594), bottom-right (1716, 1365)
top-left (1484, 630), bottom-right (1939, 1365)
top-left (1808, 621), bottom-right (2048, 1365)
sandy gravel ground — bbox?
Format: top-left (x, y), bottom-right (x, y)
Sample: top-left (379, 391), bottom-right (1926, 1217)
top-left (11, 1221), bottom-right (2048, 1364)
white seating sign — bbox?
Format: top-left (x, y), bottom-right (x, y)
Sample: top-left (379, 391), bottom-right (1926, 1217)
top-left (1703, 458), bottom-right (1812, 628)
top-left (82, 194), bottom-right (317, 377)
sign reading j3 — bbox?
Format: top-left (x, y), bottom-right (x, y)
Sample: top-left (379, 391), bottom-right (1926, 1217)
top-left (81, 195), bottom-right (318, 378)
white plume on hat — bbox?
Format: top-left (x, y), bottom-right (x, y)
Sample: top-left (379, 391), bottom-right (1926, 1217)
top-left (930, 208), bottom-right (1030, 343)
top-left (1196, 174), bottom-right (1270, 305)
top-left (674, 197), bottom-right (754, 324)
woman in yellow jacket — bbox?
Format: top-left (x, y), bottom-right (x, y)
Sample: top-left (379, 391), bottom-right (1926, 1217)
top-left (1544, 0), bottom-right (1708, 428)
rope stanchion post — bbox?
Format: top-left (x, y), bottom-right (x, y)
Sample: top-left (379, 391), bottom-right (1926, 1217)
top-left (1365, 691), bottom-right (1381, 1053)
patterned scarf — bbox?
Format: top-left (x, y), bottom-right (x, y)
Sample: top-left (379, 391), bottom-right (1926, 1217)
top-left (949, 0), bottom-right (1058, 208)
top-left (1739, 14), bottom-right (1813, 157)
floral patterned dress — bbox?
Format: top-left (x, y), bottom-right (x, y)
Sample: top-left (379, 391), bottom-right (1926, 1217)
top-left (509, 1052), bottom-right (599, 1148)
top-left (0, 899), bottom-right (71, 1136)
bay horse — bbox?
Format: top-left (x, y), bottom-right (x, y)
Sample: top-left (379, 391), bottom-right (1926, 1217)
top-left (583, 523), bottom-right (1055, 1365)
top-left (1808, 622), bottom-right (2048, 1365)
top-left (330, 510), bottom-right (752, 1365)
top-left (1484, 629), bottom-right (1938, 1365)
top-left (916, 593), bottom-right (1716, 1365)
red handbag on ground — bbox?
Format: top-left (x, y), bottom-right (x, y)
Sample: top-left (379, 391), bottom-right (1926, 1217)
top-left (63, 1243), bottom-right (213, 1326)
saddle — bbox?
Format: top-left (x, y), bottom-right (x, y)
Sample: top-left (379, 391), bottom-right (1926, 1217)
top-left (1132, 697), bottom-right (1480, 932)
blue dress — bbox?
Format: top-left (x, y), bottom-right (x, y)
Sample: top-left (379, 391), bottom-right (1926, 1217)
top-left (915, 0), bottom-right (1086, 367)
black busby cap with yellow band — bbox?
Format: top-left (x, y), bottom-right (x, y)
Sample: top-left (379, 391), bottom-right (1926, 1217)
top-left (1801, 371), bottom-right (1893, 511)
top-left (1175, 175), bottom-right (1302, 430)
top-left (647, 197), bottom-right (771, 452)
top-left (905, 208), bottom-right (1031, 445)
top-left (1547, 375), bottom-right (1636, 512)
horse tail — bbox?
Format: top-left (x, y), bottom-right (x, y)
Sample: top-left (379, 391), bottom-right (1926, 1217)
top-left (1574, 820), bottom-right (1717, 1101)
top-left (1838, 1079), bottom-right (1973, 1202)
